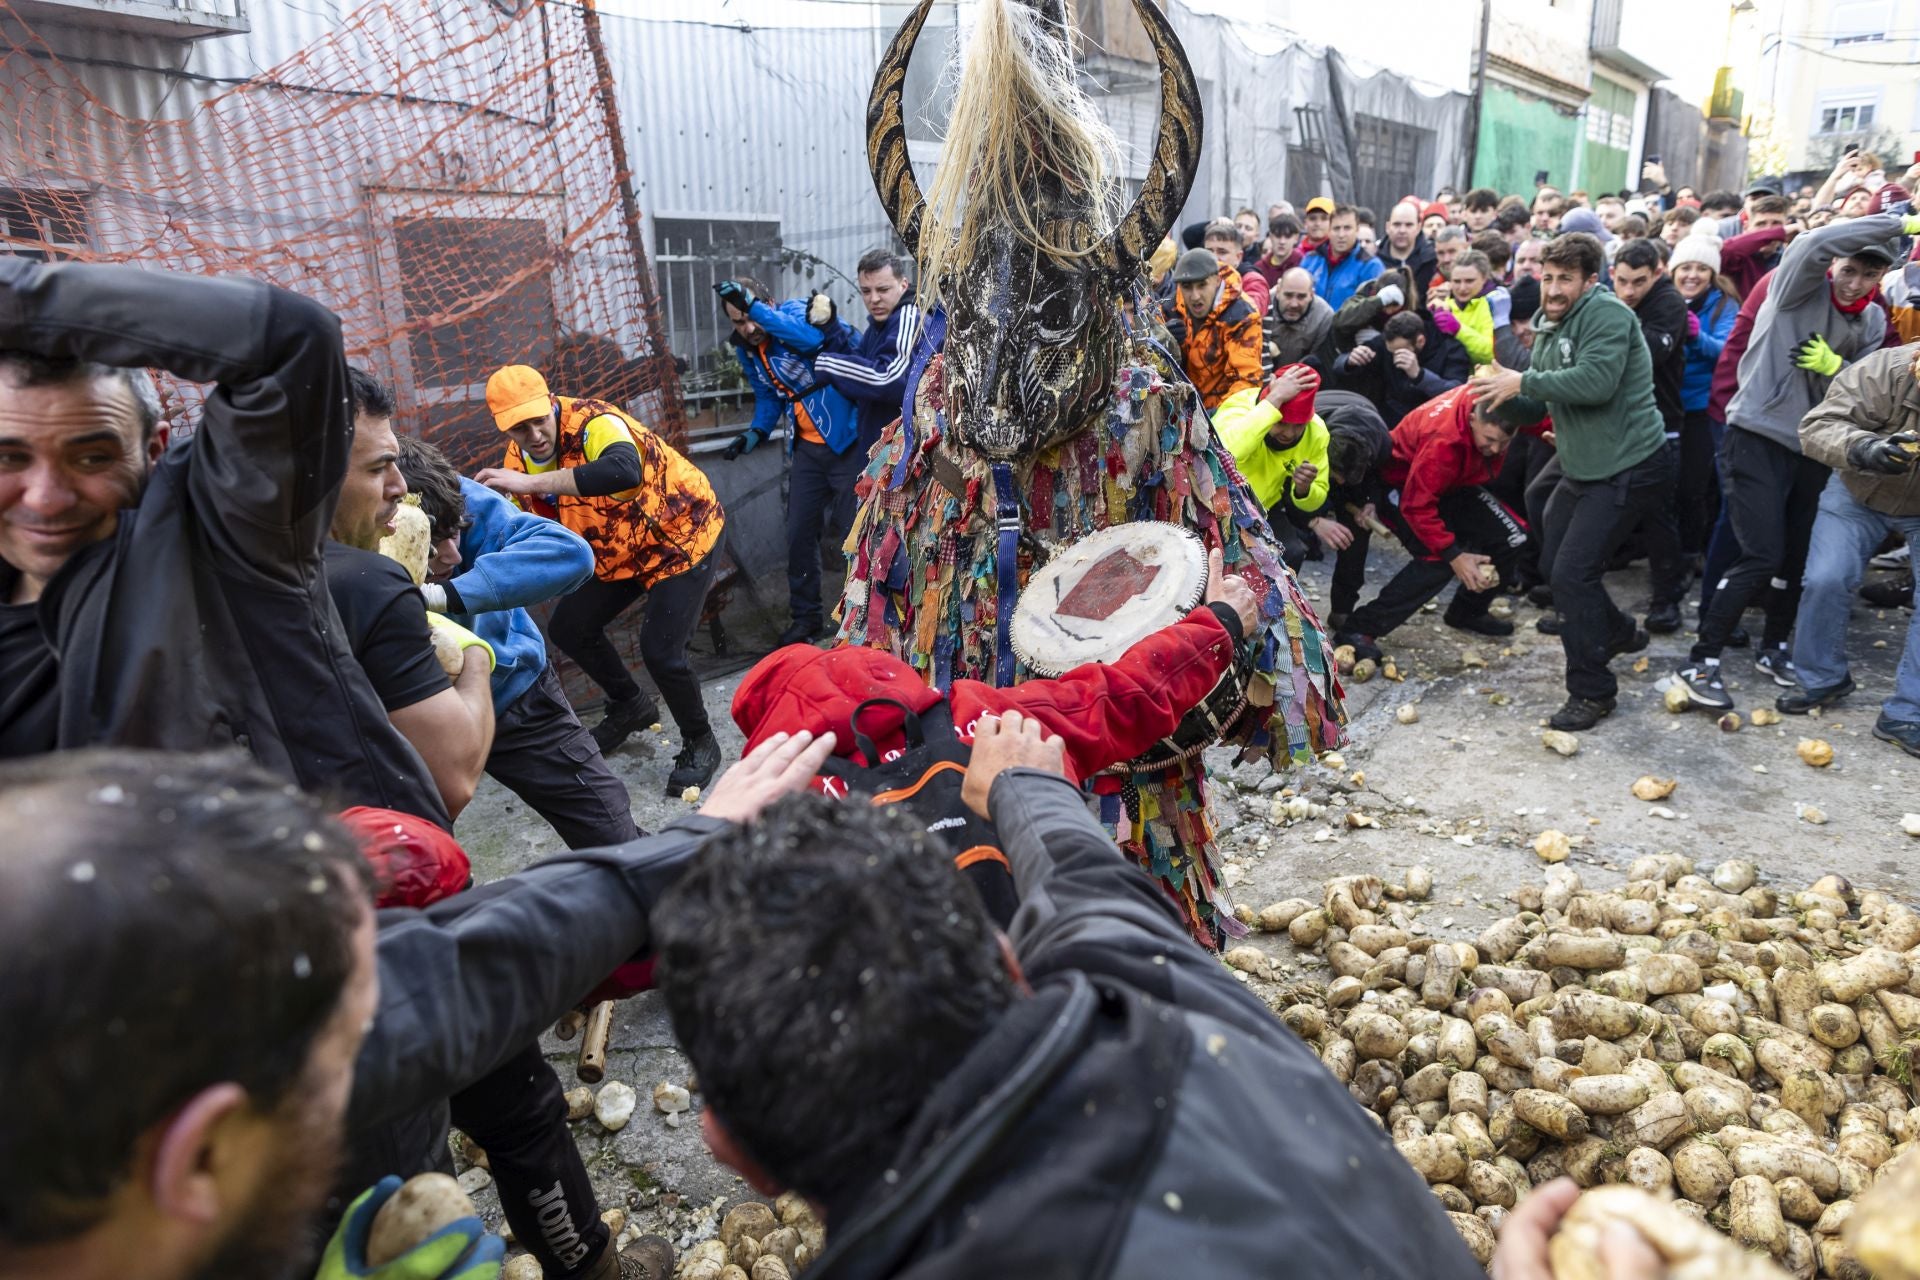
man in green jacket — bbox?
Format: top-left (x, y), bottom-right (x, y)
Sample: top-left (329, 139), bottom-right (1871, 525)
top-left (1471, 233), bottom-right (1674, 730)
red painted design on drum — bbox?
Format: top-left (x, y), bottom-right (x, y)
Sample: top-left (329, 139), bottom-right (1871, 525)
top-left (1058, 548), bottom-right (1161, 620)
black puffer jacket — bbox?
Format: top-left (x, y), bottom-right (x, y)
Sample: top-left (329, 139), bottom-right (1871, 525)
top-left (806, 770), bottom-right (1486, 1280)
top-left (0, 258), bottom-right (445, 824)
top-left (1630, 275), bottom-right (1690, 438)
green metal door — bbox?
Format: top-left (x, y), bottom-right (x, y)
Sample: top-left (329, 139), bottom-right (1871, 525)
top-left (1473, 83), bottom-right (1583, 195)
top-left (1578, 78), bottom-right (1633, 195)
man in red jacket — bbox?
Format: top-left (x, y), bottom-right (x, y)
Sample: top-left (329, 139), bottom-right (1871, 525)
top-left (1334, 386), bottom-right (1541, 660)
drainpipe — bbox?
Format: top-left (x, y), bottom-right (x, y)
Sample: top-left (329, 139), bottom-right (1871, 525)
top-left (1464, 0), bottom-right (1492, 186)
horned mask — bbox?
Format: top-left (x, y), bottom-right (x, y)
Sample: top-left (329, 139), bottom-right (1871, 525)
top-left (867, 0), bottom-right (1202, 462)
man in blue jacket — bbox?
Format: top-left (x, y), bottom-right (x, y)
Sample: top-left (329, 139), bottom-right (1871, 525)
top-left (398, 435), bottom-right (639, 848)
top-left (814, 247), bottom-right (923, 457)
top-left (715, 278), bottom-right (861, 646)
top-left (1302, 203), bottom-right (1385, 310)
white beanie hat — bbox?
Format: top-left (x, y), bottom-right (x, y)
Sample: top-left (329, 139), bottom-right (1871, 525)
top-left (1669, 234), bottom-right (1722, 274)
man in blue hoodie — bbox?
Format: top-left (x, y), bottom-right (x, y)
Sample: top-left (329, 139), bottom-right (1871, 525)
top-left (815, 248), bottom-right (923, 457)
top-left (398, 435), bottom-right (640, 848)
top-left (716, 278), bottom-right (862, 646)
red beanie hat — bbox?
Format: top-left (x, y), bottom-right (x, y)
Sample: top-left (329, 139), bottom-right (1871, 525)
top-left (1272, 363), bottom-right (1321, 425)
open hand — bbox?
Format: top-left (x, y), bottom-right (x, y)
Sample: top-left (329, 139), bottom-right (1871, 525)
top-left (1469, 363), bottom-right (1524, 408)
top-left (1203, 545), bottom-right (1260, 633)
top-left (962, 710), bottom-right (1067, 818)
top-left (696, 730), bottom-right (837, 824)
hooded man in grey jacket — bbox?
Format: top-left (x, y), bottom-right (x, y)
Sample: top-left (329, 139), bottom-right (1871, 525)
top-left (1673, 211), bottom-right (1918, 711)
top-left (1779, 345), bottom-right (1920, 753)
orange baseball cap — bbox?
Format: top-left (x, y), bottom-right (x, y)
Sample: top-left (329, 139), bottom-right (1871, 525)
top-left (1304, 196), bottom-right (1336, 216)
top-left (486, 365), bottom-right (552, 432)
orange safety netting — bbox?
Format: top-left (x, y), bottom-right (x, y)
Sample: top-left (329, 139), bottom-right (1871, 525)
top-left (0, 0), bottom-right (684, 471)
top-left (1, 0), bottom-right (717, 710)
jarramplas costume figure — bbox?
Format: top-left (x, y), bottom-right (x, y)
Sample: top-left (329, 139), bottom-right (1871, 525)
top-left (837, 0), bottom-right (1344, 944)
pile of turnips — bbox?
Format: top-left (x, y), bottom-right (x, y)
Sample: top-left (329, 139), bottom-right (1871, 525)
top-left (1227, 858), bottom-right (1920, 1276)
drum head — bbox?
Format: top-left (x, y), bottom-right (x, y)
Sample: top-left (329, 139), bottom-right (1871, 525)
top-left (1012, 522), bottom-right (1208, 676)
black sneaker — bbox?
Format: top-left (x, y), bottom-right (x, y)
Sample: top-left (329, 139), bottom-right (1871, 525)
top-left (1874, 715), bottom-right (1920, 758)
top-left (666, 732), bottom-right (722, 795)
top-left (1861, 576), bottom-right (1914, 608)
top-left (591, 691), bottom-right (659, 754)
top-left (1644, 602), bottom-right (1682, 634)
top-left (1444, 610), bottom-right (1515, 638)
top-left (1777, 676), bottom-right (1855, 715)
top-left (1527, 584), bottom-right (1554, 608)
top-left (1753, 648), bottom-right (1797, 688)
top-left (1334, 630), bottom-right (1384, 663)
top-left (778, 617), bottom-right (829, 646)
top-left (1535, 613), bottom-right (1563, 636)
top-left (1674, 664), bottom-right (1733, 710)
top-left (1609, 628), bottom-right (1651, 658)
top-left (1549, 696), bottom-right (1617, 730)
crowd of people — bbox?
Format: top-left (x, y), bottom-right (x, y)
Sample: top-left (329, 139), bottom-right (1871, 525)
top-left (3, 97), bottom-right (1919, 1280)
top-left (1148, 151), bottom-right (1920, 738)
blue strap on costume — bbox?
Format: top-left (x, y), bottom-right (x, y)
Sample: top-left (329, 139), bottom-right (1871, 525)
top-left (992, 461), bottom-right (1021, 688)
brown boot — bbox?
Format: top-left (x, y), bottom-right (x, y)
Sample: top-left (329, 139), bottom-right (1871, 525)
top-left (579, 1234), bottom-right (675, 1280)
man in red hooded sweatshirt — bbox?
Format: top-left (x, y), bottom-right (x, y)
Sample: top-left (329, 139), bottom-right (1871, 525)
top-left (728, 550), bottom-right (1260, 926)
top-left (1334, 386), bottom-right (1543, 660)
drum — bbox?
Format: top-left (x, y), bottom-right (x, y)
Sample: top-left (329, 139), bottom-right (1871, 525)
top-left (1011, 522), bottom-right (1257, 771)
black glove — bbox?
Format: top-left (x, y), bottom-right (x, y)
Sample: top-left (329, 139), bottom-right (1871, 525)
top-left (715, 280), bottom-right (755, 315)
top-left (806, 292), bottom-right (836, 327)
top-left (721, 430), bottom-right (758, 461)
top-left (1847, 431), bottom-right (1920, 476)
top-left (1164, 309), bottom-right (1189, 349)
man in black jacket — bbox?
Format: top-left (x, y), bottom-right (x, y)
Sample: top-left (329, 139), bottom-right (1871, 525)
top-left (1303, 390), bottom-right (1394, 628)
top-left (0, 730), bottom-right (835, 1280)
top-left (1610, 237), bottom-right (1690, 633)
top-left (653, 712), bottom-right (1486, 1280)
top-left (0, 258), bottom-right (444, 824)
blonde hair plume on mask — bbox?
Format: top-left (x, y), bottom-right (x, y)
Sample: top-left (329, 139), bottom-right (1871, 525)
top-left (917, 0), bottom-right (1124, 308)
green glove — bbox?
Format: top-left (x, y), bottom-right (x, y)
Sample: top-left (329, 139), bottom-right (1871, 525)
top-left (1794, 333), bottom-right (1843, 377)
top-left (1902, 214), bottom-right (1920, 237)
top-left (428, 612), bottom-right (497, 674)
top-left (318, 1178), bottom-right (504, 1280)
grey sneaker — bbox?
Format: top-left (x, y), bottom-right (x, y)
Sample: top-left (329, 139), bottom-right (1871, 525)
top-left (1674, 664), bottom-right (1733, 710)
top-left (1753, 648), bottom-right (1797, 688)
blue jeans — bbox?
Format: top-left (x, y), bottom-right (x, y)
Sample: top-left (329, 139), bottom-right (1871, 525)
top-left (1791, 474), bottom-right (1920, 722)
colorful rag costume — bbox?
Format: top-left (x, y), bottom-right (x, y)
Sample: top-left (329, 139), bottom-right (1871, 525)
top-left (839, 0), bottom-right (1344, 944)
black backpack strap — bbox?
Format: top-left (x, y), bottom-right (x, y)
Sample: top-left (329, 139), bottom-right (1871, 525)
top-left (849, 697), bottom-right (923, 766)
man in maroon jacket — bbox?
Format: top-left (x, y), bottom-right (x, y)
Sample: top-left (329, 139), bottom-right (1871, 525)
top-left (1334, 385), bottom-right (1541, 660)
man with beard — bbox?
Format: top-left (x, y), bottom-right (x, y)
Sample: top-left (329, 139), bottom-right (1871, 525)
top-left (324, 368), bottom-right (495, 819)
top-left (0, 732), bottom-right (833, 1280)
top-left (1471, 233), bottom-right (1671, 731)
top-left (0, 258), bottom-right (444, 824)
top-left (1261, 266), bottom-right (1337, 374)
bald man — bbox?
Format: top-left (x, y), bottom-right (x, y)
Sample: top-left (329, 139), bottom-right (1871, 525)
top-left (1380, 202), bottom-right (1438, 309)
top-left (1263, 267), bottom-right (1337, 374)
